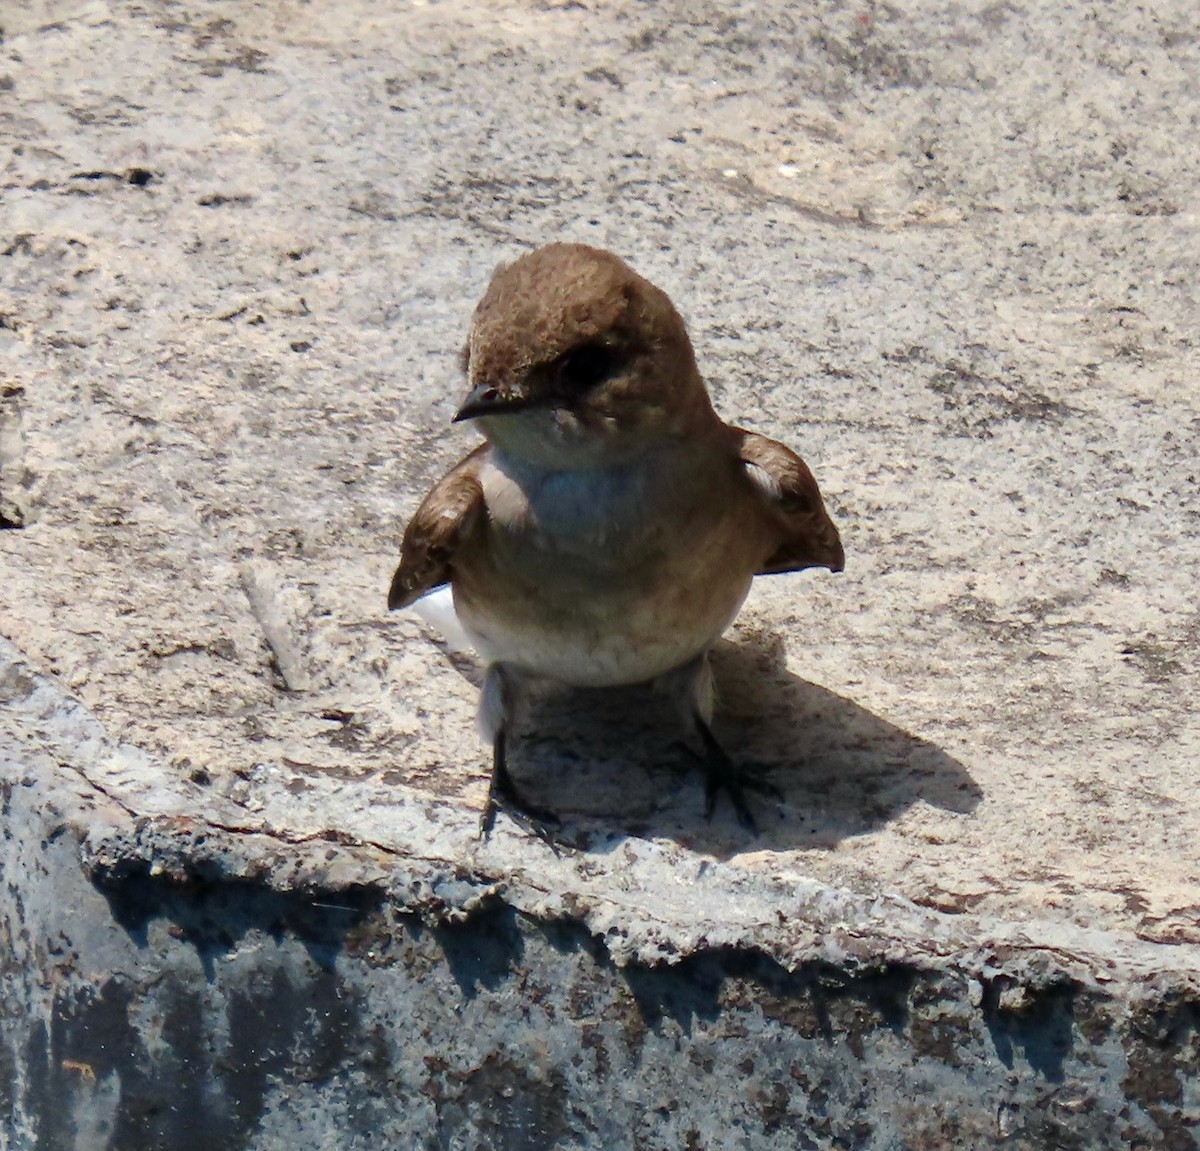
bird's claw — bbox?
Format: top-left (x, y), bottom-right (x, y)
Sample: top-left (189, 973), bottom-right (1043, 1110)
top-left (701, 760), bottom-right (781, 833)
top-left (685, 720), bottom-right (781, 833)
top-left (479, 790), bottom-right (562, 849)
top-left (480, 731), bottom-right (562, 850)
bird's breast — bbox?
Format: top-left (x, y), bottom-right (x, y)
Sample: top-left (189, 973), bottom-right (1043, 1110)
top-left (452, 447), bottom-right (763, 686)
top-left (513, 467), bottom-right (651, 556)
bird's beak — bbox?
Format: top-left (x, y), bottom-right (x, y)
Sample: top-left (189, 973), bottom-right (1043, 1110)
top-left (452, 382), bottom-right (536, 423)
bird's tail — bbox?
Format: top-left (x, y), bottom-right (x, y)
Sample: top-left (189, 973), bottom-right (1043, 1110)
top-left (409, 585), bottom-right (476, 655)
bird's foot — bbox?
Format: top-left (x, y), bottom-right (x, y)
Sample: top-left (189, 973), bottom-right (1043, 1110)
top-left (480, 732), bottom-right (562, 848)
top-left (678, 720), bottom-right (782, 833)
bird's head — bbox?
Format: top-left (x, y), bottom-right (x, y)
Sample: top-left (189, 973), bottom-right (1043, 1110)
top-left (452, 244), bottom-right (715, 469)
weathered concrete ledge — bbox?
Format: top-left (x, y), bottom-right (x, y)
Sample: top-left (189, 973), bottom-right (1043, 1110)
top-left (4, 0), bottom-right (1200, 1147)
top-left (4, 644), bottom-right (1200, 1149)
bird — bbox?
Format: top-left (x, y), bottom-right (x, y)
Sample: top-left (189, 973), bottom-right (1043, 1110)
top-left (388, 243), bottom-right (844, 836)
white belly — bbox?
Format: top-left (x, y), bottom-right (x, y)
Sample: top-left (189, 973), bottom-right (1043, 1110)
top-left (455, 571), bottom-right (751, 687)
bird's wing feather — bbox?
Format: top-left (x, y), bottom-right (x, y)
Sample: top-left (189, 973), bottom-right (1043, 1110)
top-left (388, 446), bottom-right (487, 610)
top-left (735, 428), bottom-right (845, 575)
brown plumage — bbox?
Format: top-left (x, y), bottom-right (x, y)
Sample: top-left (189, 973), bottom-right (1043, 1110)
top-left (388, 446), bottom-right (485, 611)
top-left (389, 243), bottom-right (843, 835)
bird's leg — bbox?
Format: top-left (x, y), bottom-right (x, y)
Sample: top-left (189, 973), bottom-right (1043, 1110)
top-left (479, 727), bottom-right (510, 838)
top-left (658, 653), bottom-right (780, 833)
top-left (477, 663), bottom-right (560, 842)
top-left (479, 727), bottom-right (562, 843)
top-left (691, 713), bottom-right (781, 832)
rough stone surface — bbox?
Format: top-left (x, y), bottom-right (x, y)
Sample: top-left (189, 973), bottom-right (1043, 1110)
top-left (2, 1), bottom-right (1199, 1147)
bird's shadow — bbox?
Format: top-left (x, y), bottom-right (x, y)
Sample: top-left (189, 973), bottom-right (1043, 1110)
top-left (504, 629), bottom-right (980, 857)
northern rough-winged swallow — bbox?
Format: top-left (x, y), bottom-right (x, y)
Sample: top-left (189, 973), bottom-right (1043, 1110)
top-left (389, 243), bottom-right (844, 835)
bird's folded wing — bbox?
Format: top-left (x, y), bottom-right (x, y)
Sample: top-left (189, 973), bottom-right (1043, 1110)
top-left (387, 446), bottom-right (486, 610)
top-left (735, 428), bottom-right (846, 575)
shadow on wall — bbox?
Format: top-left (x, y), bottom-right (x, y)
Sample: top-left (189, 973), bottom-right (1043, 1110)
top-left (502, 629), bottom-right (981, 856)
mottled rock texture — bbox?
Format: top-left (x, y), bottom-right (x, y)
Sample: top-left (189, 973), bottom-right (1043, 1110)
top-left (2, 0), bottom-right (1199, 1147)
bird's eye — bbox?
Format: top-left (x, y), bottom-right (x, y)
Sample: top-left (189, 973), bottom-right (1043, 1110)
top-left (559, 343), bottom-right (621, 391)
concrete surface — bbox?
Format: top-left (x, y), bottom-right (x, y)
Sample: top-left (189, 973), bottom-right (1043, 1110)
top-left (2, 0), bottom-right (1199, 1147)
